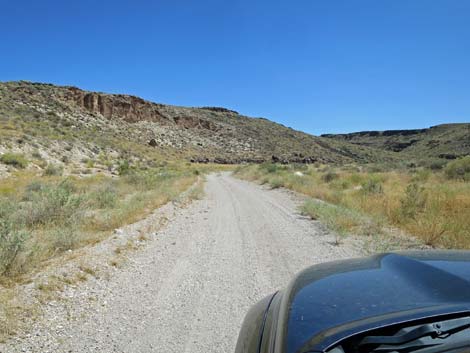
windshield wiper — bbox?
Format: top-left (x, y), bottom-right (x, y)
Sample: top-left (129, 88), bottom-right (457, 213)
top-left (358, 316), bottom-right (470, 351)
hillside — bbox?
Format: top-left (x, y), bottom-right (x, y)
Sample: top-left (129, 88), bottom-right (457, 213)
top-left (322, 124), bottom-right (470, 160)
top-left (0, 81), bottom-right (393, 176)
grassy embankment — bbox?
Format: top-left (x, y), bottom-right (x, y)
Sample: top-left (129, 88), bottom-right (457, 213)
top-left (235, 157), bottom-right (470, 249)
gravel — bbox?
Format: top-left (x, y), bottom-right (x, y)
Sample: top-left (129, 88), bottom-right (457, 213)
top-left (1, 173), bottom-right (360, 353)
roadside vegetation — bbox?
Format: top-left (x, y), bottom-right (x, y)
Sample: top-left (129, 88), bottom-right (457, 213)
top-left (235, 157), bottom-right (470, 249)
top-left (0, 154), bottom-right (232, 340)
top-left (0, 163), bottom-right (223, 282)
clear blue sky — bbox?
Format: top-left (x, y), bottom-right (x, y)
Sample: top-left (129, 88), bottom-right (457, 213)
top-left (1, 0), bottom-right (469, 135)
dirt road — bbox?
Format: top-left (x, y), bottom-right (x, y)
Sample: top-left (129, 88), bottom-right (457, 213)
top-left (4, 173), bottom-right (360, 353)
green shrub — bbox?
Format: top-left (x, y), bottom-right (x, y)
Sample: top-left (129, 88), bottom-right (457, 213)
top-left (444, 156), bottom-right (470, 181)
top-left (92, 185), bottom-right (117, 208)
top-left (0, 219), bottom-right (29, 275)
top-left (361, 178), bottom-right (383, 195)
top-left (23, 181), bottom-right (46, 201)
top-left (32, 150), bottom-right (42, 159)
top-left (85, 159), bottom-right (95, 168)
top-left (348, 173), bottom-right (364, 185)
top-left (50, 225), bottom-right (79, 251)
top-left (412, 169), bottom-right (431, 183)
top-left (321, 171), bottom-right (338, 183)
top-left (331, 179), bottom-right (351, 190)
top-left (261, 163), bottom-right (281, 174)
top-left (428, 159), bottom-right (447, 170)
top-left (98, 152), bottom-right (108, 164)
top-left (117, 160), bottom-right (131, 175)
top-left (400, 182), bottom-right (427, 220)
top-left (0, 153), bottom-right (28, 168)
top-left (43, 163), bottom-right (64, 176)
top-left (0, 198), bottom-right (17, 220)
top-left (20, 180), bottom-right (83, 226)
top-left (269, 177), bottom-right (284, 189)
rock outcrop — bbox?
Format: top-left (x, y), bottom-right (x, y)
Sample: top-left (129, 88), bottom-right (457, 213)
top-left (60, 87), bottom-right (170, 123)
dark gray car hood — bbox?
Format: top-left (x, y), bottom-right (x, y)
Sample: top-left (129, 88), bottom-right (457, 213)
top-left (282, 251), bottom-right (470, 353)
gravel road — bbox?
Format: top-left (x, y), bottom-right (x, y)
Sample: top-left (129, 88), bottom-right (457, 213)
top-left (3, 173), bottom-right (360, 353)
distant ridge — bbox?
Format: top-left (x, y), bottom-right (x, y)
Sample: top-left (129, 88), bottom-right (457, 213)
top-left (322, 123), bottom-right (470, 159)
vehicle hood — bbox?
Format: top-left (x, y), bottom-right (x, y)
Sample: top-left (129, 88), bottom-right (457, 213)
top-left (282, 251), bottom-right (470, 353)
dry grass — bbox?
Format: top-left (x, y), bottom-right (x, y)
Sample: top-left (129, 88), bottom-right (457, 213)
top-left (36, 275), bottom-right (65, 293)
top-left (78, 265), bottom-right (97, 277)
top-left (0, 289), bottom-right (36, 342)
top-left (0, 163), bottom-right (211, 281)
top-left (236, 163), bottom-right (470, 249)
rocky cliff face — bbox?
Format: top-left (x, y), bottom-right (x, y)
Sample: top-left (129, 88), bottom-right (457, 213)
top-left (59, 87), bottom-right (170, 124)
top-left (58, 87), bottom-right (228, 134)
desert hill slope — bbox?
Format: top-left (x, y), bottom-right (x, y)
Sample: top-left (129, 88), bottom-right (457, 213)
top-left (0, 81), bottom-right (394, 176)
top-left (322, 123), bottom-right (470, 160)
